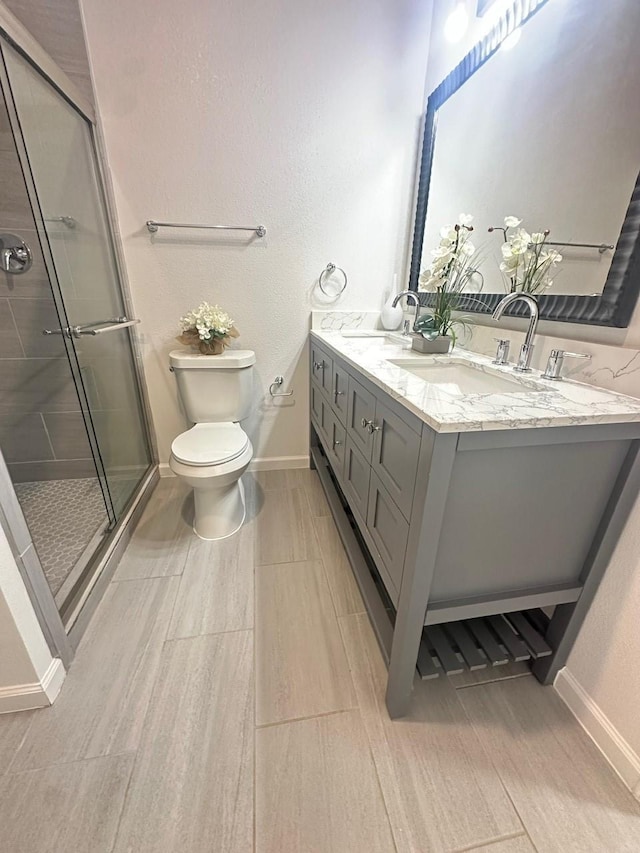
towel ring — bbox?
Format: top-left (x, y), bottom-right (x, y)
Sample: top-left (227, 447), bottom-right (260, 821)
top-left (318, 263), bottom-right (347, 297)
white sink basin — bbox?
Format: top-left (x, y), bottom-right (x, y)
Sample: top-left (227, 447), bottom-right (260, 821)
top-left (388, 359), bottom-right (537, 396)
top-left (341, 331), bottom-right (406, 346)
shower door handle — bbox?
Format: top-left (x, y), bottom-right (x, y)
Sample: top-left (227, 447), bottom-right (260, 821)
top-left (74, 317), bottom-right (140, 336)
top-left (43, 317), bottom-right (140, 337)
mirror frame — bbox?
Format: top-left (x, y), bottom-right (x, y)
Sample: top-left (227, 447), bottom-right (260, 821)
top-left (408, 0), bottom-right (640, 328)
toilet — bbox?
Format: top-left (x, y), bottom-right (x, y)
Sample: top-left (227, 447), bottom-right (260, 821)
top-left (169, 349), bottom-right (255, 540)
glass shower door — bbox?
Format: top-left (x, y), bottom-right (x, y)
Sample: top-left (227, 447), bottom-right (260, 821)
top-left (2, 45), bottom-right (152, 518)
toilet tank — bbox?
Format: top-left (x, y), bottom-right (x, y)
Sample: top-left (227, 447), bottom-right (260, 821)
top-left (169, 349), bottom-right (256, 423)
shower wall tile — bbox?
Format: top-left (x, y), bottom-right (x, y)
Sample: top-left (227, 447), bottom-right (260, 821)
top-left (0, 149), bottom-right (35, 231)
top-left (0, 298), bottom-right (24, 357)
top-left (9, 458), bottom-right (97, 483)
top-left (0, 357), bottom-right (81, 413)
top-left (44, 411), bottom-right (93, 460)
top-left (0, 412), bottom-right (53, 463)
top-left (10, 297), bottom-right (67, 358)
top-left (0, 106), bottom-right (13, 153)
top-left (91, 408), bottom-right (148, 469)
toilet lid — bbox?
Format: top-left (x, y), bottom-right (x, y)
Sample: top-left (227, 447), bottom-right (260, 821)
top-left (171, 423), bottom-right (249, 466)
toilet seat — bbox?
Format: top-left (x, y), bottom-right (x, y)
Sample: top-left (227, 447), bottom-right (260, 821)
top-left (171, 422), bottom-right (249, 467)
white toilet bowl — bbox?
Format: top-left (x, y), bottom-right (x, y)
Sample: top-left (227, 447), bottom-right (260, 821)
top-left (169, 422), bottom-right (253, 540)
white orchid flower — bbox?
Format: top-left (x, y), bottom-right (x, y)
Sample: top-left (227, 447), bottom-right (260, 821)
top-left (439, 225), bottom-right (457, 241)
top-left (458, 213), bottom-right (474, 227)
top-left (504, 216), bottom-right (522, 228)
top-left (531, 232), bottom-right (547, 244)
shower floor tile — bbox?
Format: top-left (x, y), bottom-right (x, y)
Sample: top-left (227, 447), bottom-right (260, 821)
top-left (14, 478), bottom-right (109, 597)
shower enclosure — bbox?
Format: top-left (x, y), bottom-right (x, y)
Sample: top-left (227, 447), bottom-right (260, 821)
top-left (0, 16), bottom-right (155, 653)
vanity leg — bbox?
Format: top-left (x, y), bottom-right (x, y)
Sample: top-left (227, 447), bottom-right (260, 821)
top-left (534, 442), bottom-right (640, 685)
top-left (386, 432), bottom-right (457, 718)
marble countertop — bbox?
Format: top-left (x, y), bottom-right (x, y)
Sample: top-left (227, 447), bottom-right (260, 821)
top-left (311, 330), bottom-right (640, 433)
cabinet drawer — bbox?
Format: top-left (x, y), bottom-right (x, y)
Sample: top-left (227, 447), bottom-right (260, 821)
top-left (371, 400), bottom-right (420, 520)
top-left (310, 343), bottom-right (333, 399)
top-left (346, 375), bottom-right (376, 461)
top-left (342, 437), bottom-right (371, 521)
top-left (330, 361), bottom-right (349, 424)
top-left (366, 473), bottom-right (409, 595)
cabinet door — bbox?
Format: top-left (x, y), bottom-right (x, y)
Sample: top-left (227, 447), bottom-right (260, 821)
top-left (346, 375), bottom-right (376, 461)
top-left (310, 342), bottom-right (333, 399)
top-left (331, 362), bottom-right (349, 424)
top-left (326, 414), bottom-right (346, 472)
top-left (342, 437), bottom-right (371, 521)
top-left (371, 400), bottom-right (420, 520)
top-left (310, 381), bottom-right (323, 428)
top-left (366, 473), bottom-right (409, 595)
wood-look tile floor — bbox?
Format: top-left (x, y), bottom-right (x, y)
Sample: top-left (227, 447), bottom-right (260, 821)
top-left (1, 471), bottom-right (639, 852)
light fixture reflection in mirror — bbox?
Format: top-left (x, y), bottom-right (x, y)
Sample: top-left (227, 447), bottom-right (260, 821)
top-left (444, 3), bottom-right (469, 43)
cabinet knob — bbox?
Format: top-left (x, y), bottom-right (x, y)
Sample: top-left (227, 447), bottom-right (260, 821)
top-left (332, 439), bottom-right (342, 449)
top-left (334, 388), bottom-right (344, 400)
top-left (313, 360), bottom-right (323, 371)
top-left (361, 418), bottom-right (373, 429)
top-left (367, 422), bottom-right (381, 434)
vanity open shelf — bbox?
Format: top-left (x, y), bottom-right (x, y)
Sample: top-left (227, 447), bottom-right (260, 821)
top-left (309, 331), bottom-right (640, 718)
top-left (417, 609), bottom-right (552, 679)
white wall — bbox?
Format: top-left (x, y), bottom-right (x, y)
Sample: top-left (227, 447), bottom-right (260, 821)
top-left (427, 0), bottom-right (640, 769)
top-left (79, 0), bottom-right (433, 466)
top-left (0, 524), bottom-right (63, 711)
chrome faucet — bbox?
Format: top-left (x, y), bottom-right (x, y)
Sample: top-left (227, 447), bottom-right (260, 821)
top-left (392, 290), bottom-right (422, 332)
top-left (492, 293), bottom-right (539, 372)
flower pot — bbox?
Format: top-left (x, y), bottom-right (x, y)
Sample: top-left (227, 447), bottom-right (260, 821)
top-left (195, 338), bottom-right (226, 355)
top-left (177, 326), bottom-right (239, 355)
top-left (411, 334), bottom-right (452, 354)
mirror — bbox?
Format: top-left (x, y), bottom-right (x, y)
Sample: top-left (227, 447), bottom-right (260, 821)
top-left (409, 0), bottom-right (640, 326)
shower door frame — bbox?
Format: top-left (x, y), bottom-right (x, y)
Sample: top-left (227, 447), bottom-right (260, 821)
top-left (0, 4), bottom-right (159, 661)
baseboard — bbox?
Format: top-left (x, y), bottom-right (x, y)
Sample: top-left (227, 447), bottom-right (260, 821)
top-left (41, 657), bottom-right (66, 704)
top-left (555, 667), bottom-right (640, 799)
top-left (248, 455), bottom-right (309, 472)
top-left (0, 658), bottom-right (66, 714)
top-left (159, 455), bottom-right (309, 478)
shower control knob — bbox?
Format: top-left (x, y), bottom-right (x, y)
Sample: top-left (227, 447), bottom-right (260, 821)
top-left (0, 233), bottom-right (32, 275)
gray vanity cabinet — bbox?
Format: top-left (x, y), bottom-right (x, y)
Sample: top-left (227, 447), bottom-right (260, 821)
top-left (310, 333), bottom-right (640, 720)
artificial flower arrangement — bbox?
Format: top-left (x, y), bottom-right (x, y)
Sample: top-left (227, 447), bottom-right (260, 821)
top-left (177, 301), bottom-right (239, 355)
top-left (417, 213), bottom-right (480, 348)
top-left (488, 216), bottom-right (562, 295)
